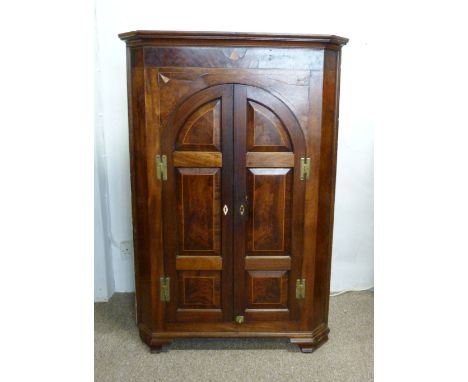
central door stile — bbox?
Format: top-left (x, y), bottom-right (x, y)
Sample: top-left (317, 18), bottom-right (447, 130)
top-left (232, 85), bottom-right (248, 321)
top-left (221, 84), bottom-right (234, 322)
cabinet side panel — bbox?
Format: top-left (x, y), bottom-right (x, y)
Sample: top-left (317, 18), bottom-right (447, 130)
top-left (144, 65), bottom-right (165, 331)
top-left (312, 49), bottom-right (342, 328)
top-left (127, 47), bottom-right (151, 326)
top-left (300, 53), bottom-right (324, 331)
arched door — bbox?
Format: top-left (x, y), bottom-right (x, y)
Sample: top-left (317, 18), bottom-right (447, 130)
top-left (161, 85), bottom-right (234, 324)
top-left (161, 84), bottom-right (306, 328)
top-left (232, 85), bottom-right (306, 325)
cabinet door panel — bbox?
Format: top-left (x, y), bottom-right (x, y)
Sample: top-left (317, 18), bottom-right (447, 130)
top-left (178, 270), bottom-right (221, 309)
top-left (175, 99), bottom-right (221, 151)
top-left (247, 168), bottom-right (292, 255)
top-left (247, 101), bottom-right (292, 152)
top-left (161, 85), bottom-right (234, 323)
top-left (247, 270), bottom-right (288, 308)
top-left (176, 168), bottom-right (221, 256)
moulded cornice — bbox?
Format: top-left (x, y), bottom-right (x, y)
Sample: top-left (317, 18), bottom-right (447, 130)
top-left (118, 30), bottom-right (349, 49)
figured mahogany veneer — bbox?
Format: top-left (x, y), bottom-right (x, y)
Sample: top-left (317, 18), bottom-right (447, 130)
top-left (119, 30), bottom-right (348, 353)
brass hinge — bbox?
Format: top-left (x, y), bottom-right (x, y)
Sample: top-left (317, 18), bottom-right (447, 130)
top-left (300, 158), bottom-right (310, 180)
top-left (156, 155), bottom-right (167, 181)
top-left (160, 276), bottom-right (170, 302)
top-left (296, 279), bottom-right (306, 299)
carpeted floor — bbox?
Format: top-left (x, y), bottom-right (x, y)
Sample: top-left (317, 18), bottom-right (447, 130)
top-left (95, 292), bottom-right (373, 382)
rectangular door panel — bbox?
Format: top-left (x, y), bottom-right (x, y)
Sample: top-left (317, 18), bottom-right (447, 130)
top-left (178, 270), bottom-right (221, 309)
top-left (176, 167), bottom-right (221, 256)
top-left (247, 168), bottom-right (292, 256)
top-left (247, 270), bottom-right (289, 308)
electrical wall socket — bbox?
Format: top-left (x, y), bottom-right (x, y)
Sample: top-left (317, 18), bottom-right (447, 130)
top-left (119, 240), bottom-right (133, 256)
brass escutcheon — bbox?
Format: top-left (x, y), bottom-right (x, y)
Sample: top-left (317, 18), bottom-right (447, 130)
top-left (235, 315), bottom-right (244, 324)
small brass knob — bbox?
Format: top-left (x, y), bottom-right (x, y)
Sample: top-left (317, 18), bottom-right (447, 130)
top-left (235, 315), bottom-right (244, 324)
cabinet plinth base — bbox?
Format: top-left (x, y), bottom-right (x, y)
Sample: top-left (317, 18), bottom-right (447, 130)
top-left (290, 332), bottom-right (329, 353)
top-left (289, 326), bottom-right (330, 353)
top-left (139, 325), bottom-right (330, 353)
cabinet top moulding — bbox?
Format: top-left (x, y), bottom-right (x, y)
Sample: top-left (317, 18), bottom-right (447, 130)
top-left (118, 30), bottom-right (349, 49)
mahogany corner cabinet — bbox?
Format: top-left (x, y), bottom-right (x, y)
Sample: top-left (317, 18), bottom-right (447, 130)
top-left (119, 30), bottom-right (348, 353)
